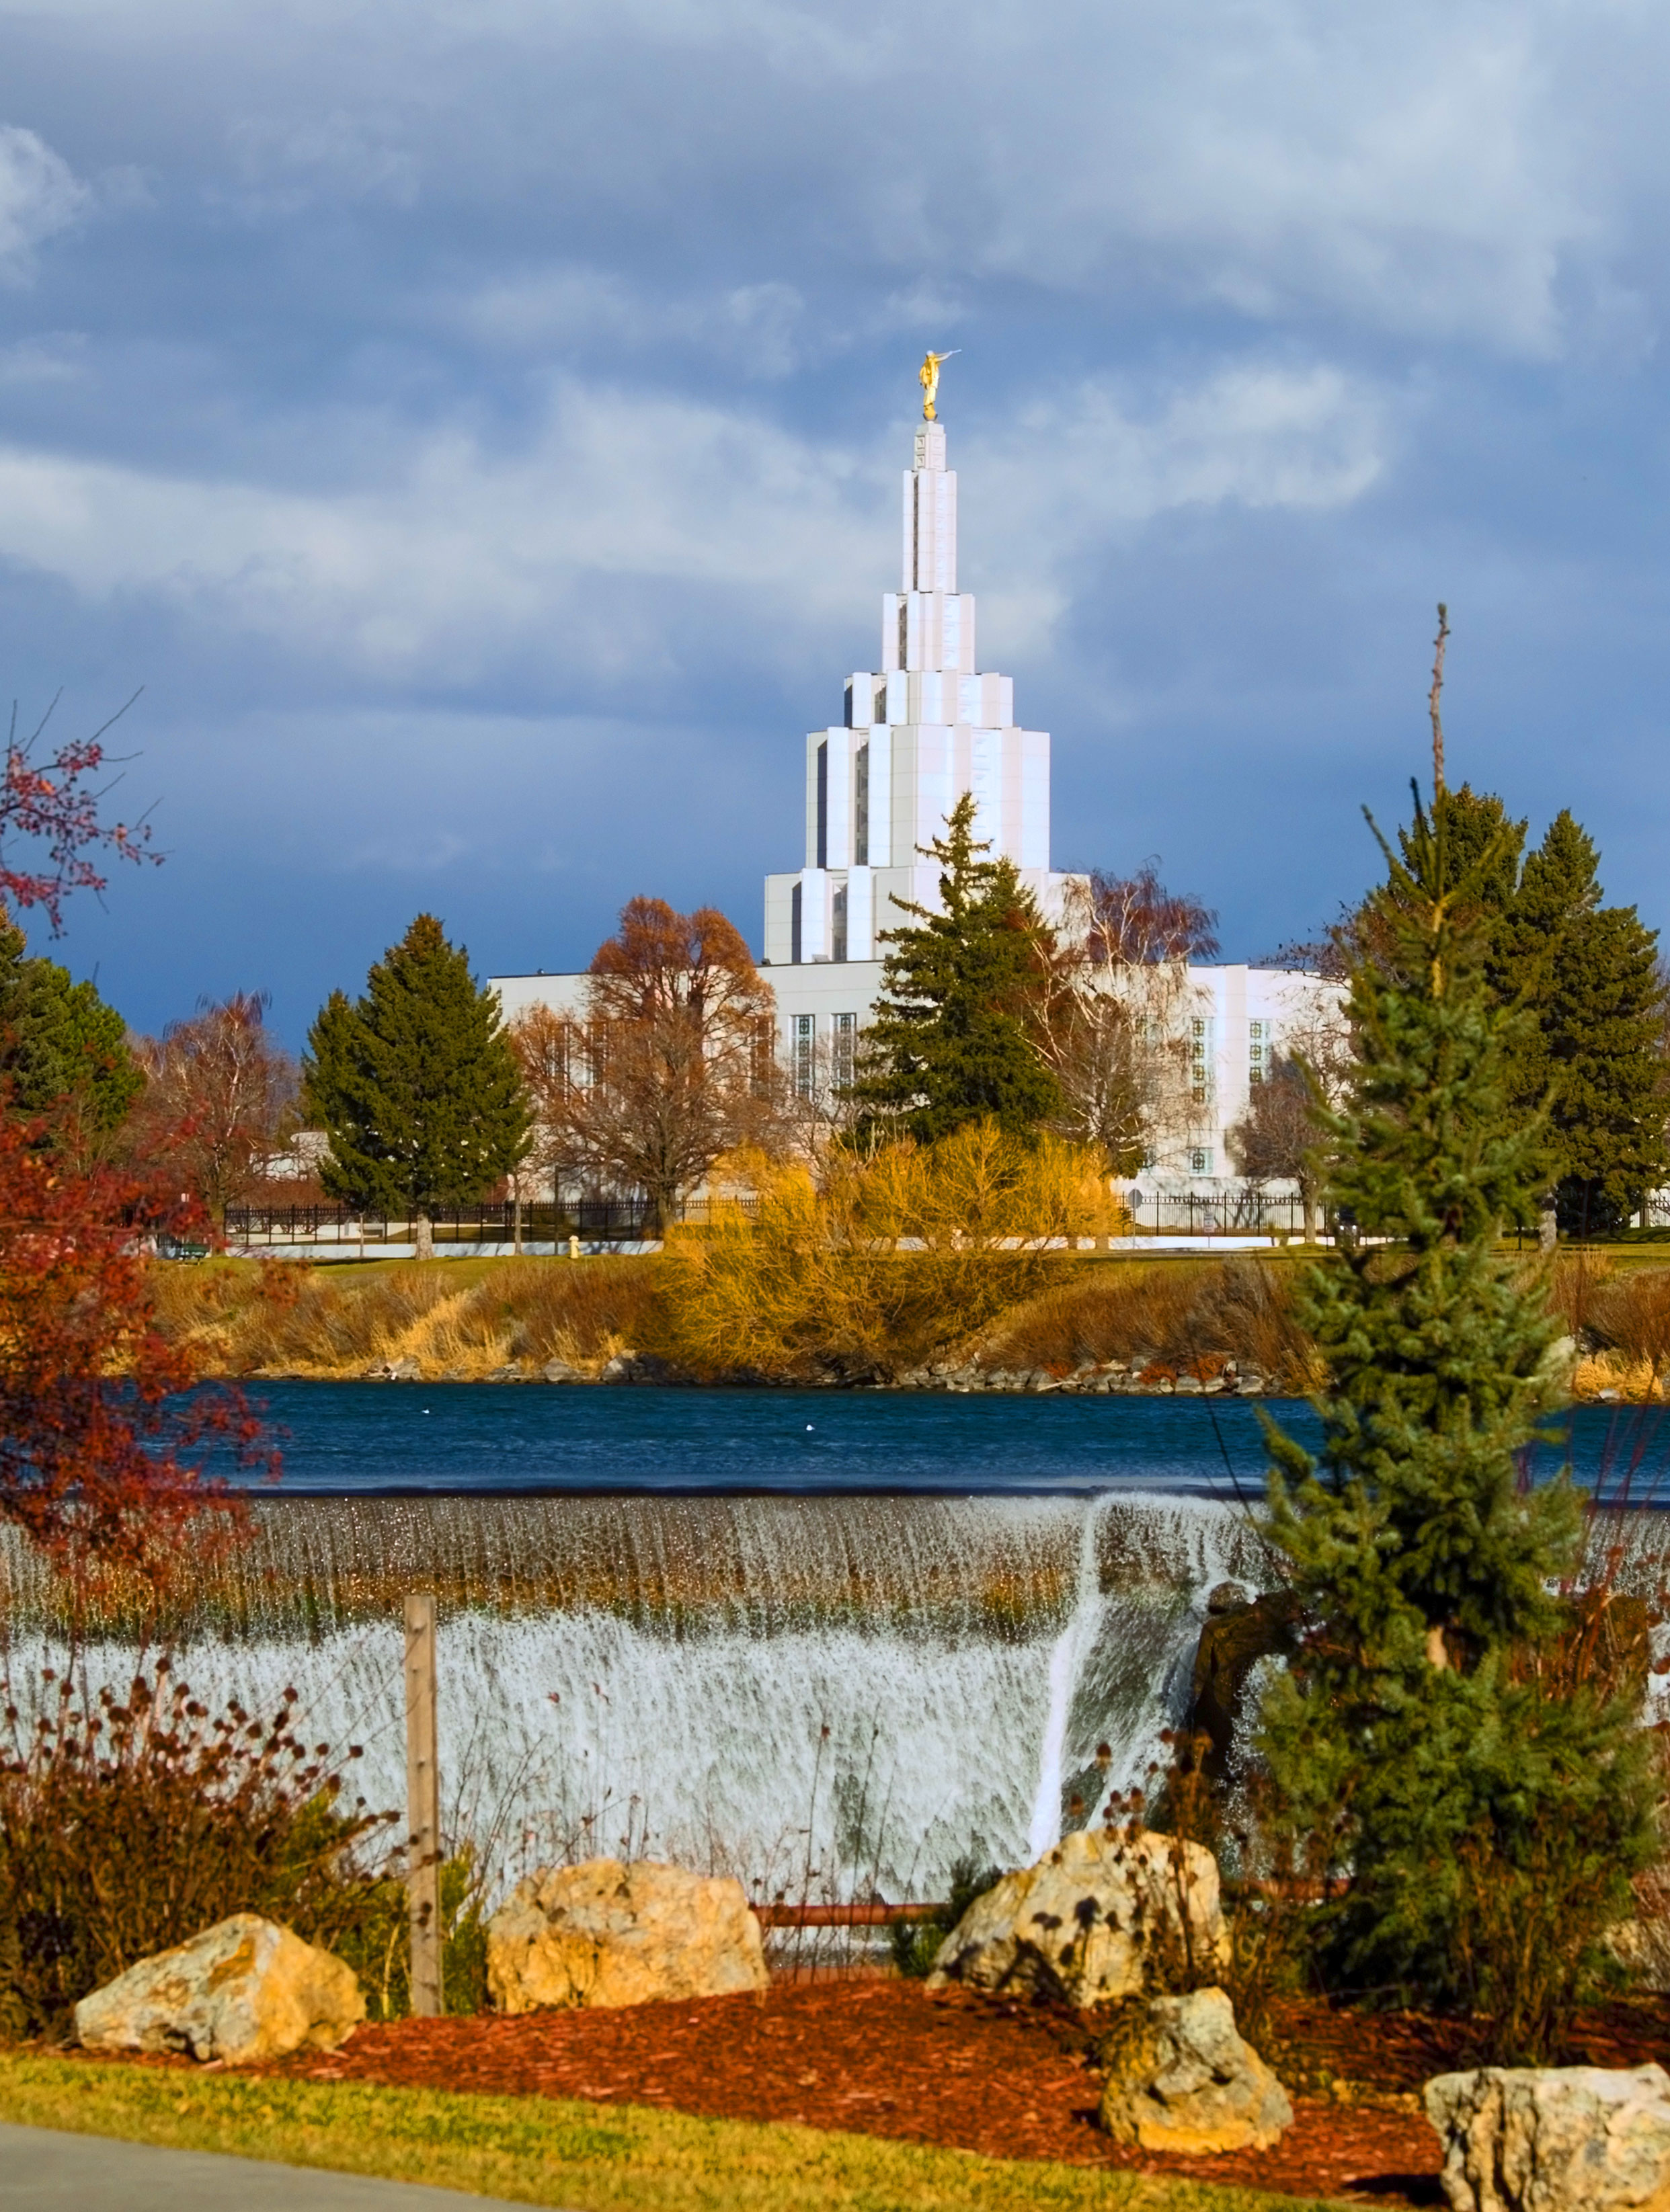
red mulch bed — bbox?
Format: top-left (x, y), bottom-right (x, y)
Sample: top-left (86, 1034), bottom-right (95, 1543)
top-left (260, 1980), bottom-right (1474, 2206)
top-left (71, 1980), bottom-right (1670, 2207)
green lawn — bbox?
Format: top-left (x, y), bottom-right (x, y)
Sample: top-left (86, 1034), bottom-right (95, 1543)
top-left (0, 2055), bottom-right (1350, 2211)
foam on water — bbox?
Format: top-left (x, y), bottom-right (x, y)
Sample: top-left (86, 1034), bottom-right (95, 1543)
top-left (3, 1492), bottom-right (1269, 1899)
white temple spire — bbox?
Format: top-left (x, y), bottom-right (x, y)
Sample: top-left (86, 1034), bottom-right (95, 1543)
top-left (764, 388), bottom-right (1074, 969)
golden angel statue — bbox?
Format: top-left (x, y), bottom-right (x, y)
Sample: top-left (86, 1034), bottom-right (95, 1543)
top-left (918, 349), bottom-right (959, 421)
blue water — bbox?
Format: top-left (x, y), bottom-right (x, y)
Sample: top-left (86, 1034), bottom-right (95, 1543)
top-left (223, 1383), bottom-right (1670, 1500)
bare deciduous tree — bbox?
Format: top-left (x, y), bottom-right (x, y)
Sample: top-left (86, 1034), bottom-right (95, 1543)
top-left (132, 992), bottom-right (299, 1222)
top-left (518, 899), bottom-right (779, 1235)
top-left (1034, 862), bottom-right (1220, 1175)
top-left (1226, 1003), bottom-right (1355, 1240)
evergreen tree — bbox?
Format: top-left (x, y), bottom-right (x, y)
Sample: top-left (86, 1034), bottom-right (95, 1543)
top-left (1259, 792), bottom-right (1655, 2046)
top-left (303, 915), bottom-right (530, 1254)
top-left (1363, 792), bottom-right (1667, 1233)
top-left (1504, 813), bottom-right (1665, 1235)
top-left (846, 794), bottom-right (1060, 1144)
top-left (0, 922), bottom-right (141, 1146)
top-left (1352, 785), bottom-right (1528, 999)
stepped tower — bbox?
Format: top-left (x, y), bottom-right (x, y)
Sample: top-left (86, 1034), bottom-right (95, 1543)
top-left (763, 405), bottom-right (1077, 967)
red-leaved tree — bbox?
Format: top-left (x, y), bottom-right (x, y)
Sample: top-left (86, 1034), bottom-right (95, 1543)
top-left (0, 1106), bottom-right (266, 1589)
top-left (0, 694), bottom-right (269, 1593)
top-left (0, 694), bottom-right (157, 934)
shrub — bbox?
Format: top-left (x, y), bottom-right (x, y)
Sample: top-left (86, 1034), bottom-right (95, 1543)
top-left (0, 1661), bottom-right (393, 2039)
top-left (887, 1853), bottom-right (1004, 1979)
top-left (1588, 1266), bottom-right (1670, 1392)
top-left (666, 1122), bottom-right (1116, 1380)
top-left (331, 1850), bottom-right (489, 2020)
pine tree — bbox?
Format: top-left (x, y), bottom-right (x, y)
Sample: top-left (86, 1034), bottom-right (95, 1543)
top-left (1367, 794), bottom-right (1668, 1233)
top-left (303, 915), bottom-right (530, 1254)
top-left (0, 922), bottom-right (141, 1146)
top-left (1355, 785), bottom-right (1528, 999)
top-left (846, 794), bottom-right (1060, 1143)
top-left (1504, 813), bottom-right (1665, 1235)
top-left (1259, 791), bottom-right (1655, 2044)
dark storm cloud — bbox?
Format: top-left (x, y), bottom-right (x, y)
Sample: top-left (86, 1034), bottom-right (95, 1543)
top-left (0, 0), bottom-right (1667, 1036)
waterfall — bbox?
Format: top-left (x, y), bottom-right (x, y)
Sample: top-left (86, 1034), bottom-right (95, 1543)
top-left (0, 1493), bottom-right (1271, 1903)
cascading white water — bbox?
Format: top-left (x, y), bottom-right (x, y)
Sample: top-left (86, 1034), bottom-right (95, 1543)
top-left (0, 1492), bottom-right (1269, 1903)
top-left (1028, 1493), bottom-right (1115, 1859)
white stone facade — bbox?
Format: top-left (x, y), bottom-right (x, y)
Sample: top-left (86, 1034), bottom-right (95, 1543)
top-left (762, 418), bottom-right (1078, 969)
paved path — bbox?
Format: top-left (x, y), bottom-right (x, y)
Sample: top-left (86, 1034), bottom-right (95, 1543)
top-left (0, 2123), bottom-right (547, 2209)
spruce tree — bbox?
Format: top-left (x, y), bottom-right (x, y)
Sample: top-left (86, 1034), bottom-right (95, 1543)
top-left (303, 915), bottom-right (530, 1254)
top-left (1505, 813), bottom-right (1665, 1235)
top-left (1259, 792), bottom-right (1655, 2043)
top-left (847, 794), bottom-right (1060, 1143)
top-left (0, 923), bottom-right (141, 1143)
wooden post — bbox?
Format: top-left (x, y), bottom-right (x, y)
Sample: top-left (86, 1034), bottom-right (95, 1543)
top-left (404, 1592), bottom-right (442, 2017)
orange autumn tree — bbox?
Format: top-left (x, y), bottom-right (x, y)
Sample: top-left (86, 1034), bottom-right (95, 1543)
top-left (516, 897), bottom-right (779, 1235)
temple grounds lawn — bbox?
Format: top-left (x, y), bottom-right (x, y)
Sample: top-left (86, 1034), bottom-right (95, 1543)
top-left (0, 2054), bottom-right (1349, 2212)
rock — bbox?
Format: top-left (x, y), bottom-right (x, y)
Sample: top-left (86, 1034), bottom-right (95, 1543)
top-left (75, 1914), bottom-right (364, 2065)
top-left (926, 1826), bottom-right (1228, 2006)
top-left (1205, 1582), bottom-right (1250, 1614)
top-left (486, 1362), bottom-right (528, 1383)
top-left (598, 1351), bottom-right (680, 1386)
top-left (486, 1858), bottom-right (768, 2014)
top-left (363, 1356), bottom-right (420, 1381)
top-left (1605, 1916), bottom-right (1670, 1994)
top-left (1099, 1986), bottom-right (1293, 2153)
top-left (1185, 1590), bottom-right (1303, 1783)
top-left (1424, 2063), bottom-right (1670, 2212)
top-left (543, 1358), bottom-right (584, 1383)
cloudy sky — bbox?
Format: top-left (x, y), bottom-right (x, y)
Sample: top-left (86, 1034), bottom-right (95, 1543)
top-left (1, 0), bottom-right (1668, 1042)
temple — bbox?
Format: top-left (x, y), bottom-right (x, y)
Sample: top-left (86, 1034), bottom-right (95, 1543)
top-left (492, 384), bottom-right (1337, 1204)
top-left (762, 415), bottom-right (1078, 970)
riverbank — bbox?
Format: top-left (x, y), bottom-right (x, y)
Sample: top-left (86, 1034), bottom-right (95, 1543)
top-left (147, 1249), bottom-right (1667, 1402)
top-left (147, 1252), bottom-right (1316, 1394)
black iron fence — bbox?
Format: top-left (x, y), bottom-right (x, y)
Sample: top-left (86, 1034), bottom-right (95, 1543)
top-left (1123, 1187), bottom-right (1310, 1236)
top-left (224, 1196), bottom-right (761, 1247)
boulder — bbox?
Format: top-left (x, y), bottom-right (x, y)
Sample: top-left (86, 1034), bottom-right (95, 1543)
top-left (542, 1358), bottom-right (585, 1383)
top-left (598, 1351), bottom-right (681, 1386)
top-left (75, 1914), bottom-right (364, 2065)
top-left (363, 1356), bottom-right (420, 1381)
top-left (1425, 2063), bottom-right (1670, 2212)
top-left (486, 1857), bottom-right (768, 2014)
top-left (1099, 1986), bottom-right (1293, 2153)
top-left (926, 1826), bottom-right (1228, 2006)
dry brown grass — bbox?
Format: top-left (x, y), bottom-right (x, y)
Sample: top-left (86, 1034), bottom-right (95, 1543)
top-left (1548, 1250), bottom-right (1618, 1340)
top-left (151, 1257), bottom-right (670, 1380)
top-left (156, 1243), bottom-right (1629, 1399)
top-left (982, 1258), bottom-right (1316, 1390)
top-left (1550, 1258), bottom-right (1670, 1401)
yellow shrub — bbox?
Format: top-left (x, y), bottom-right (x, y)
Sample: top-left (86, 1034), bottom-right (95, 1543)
top-left (665, 1121), bottom-right (1119, 1379)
